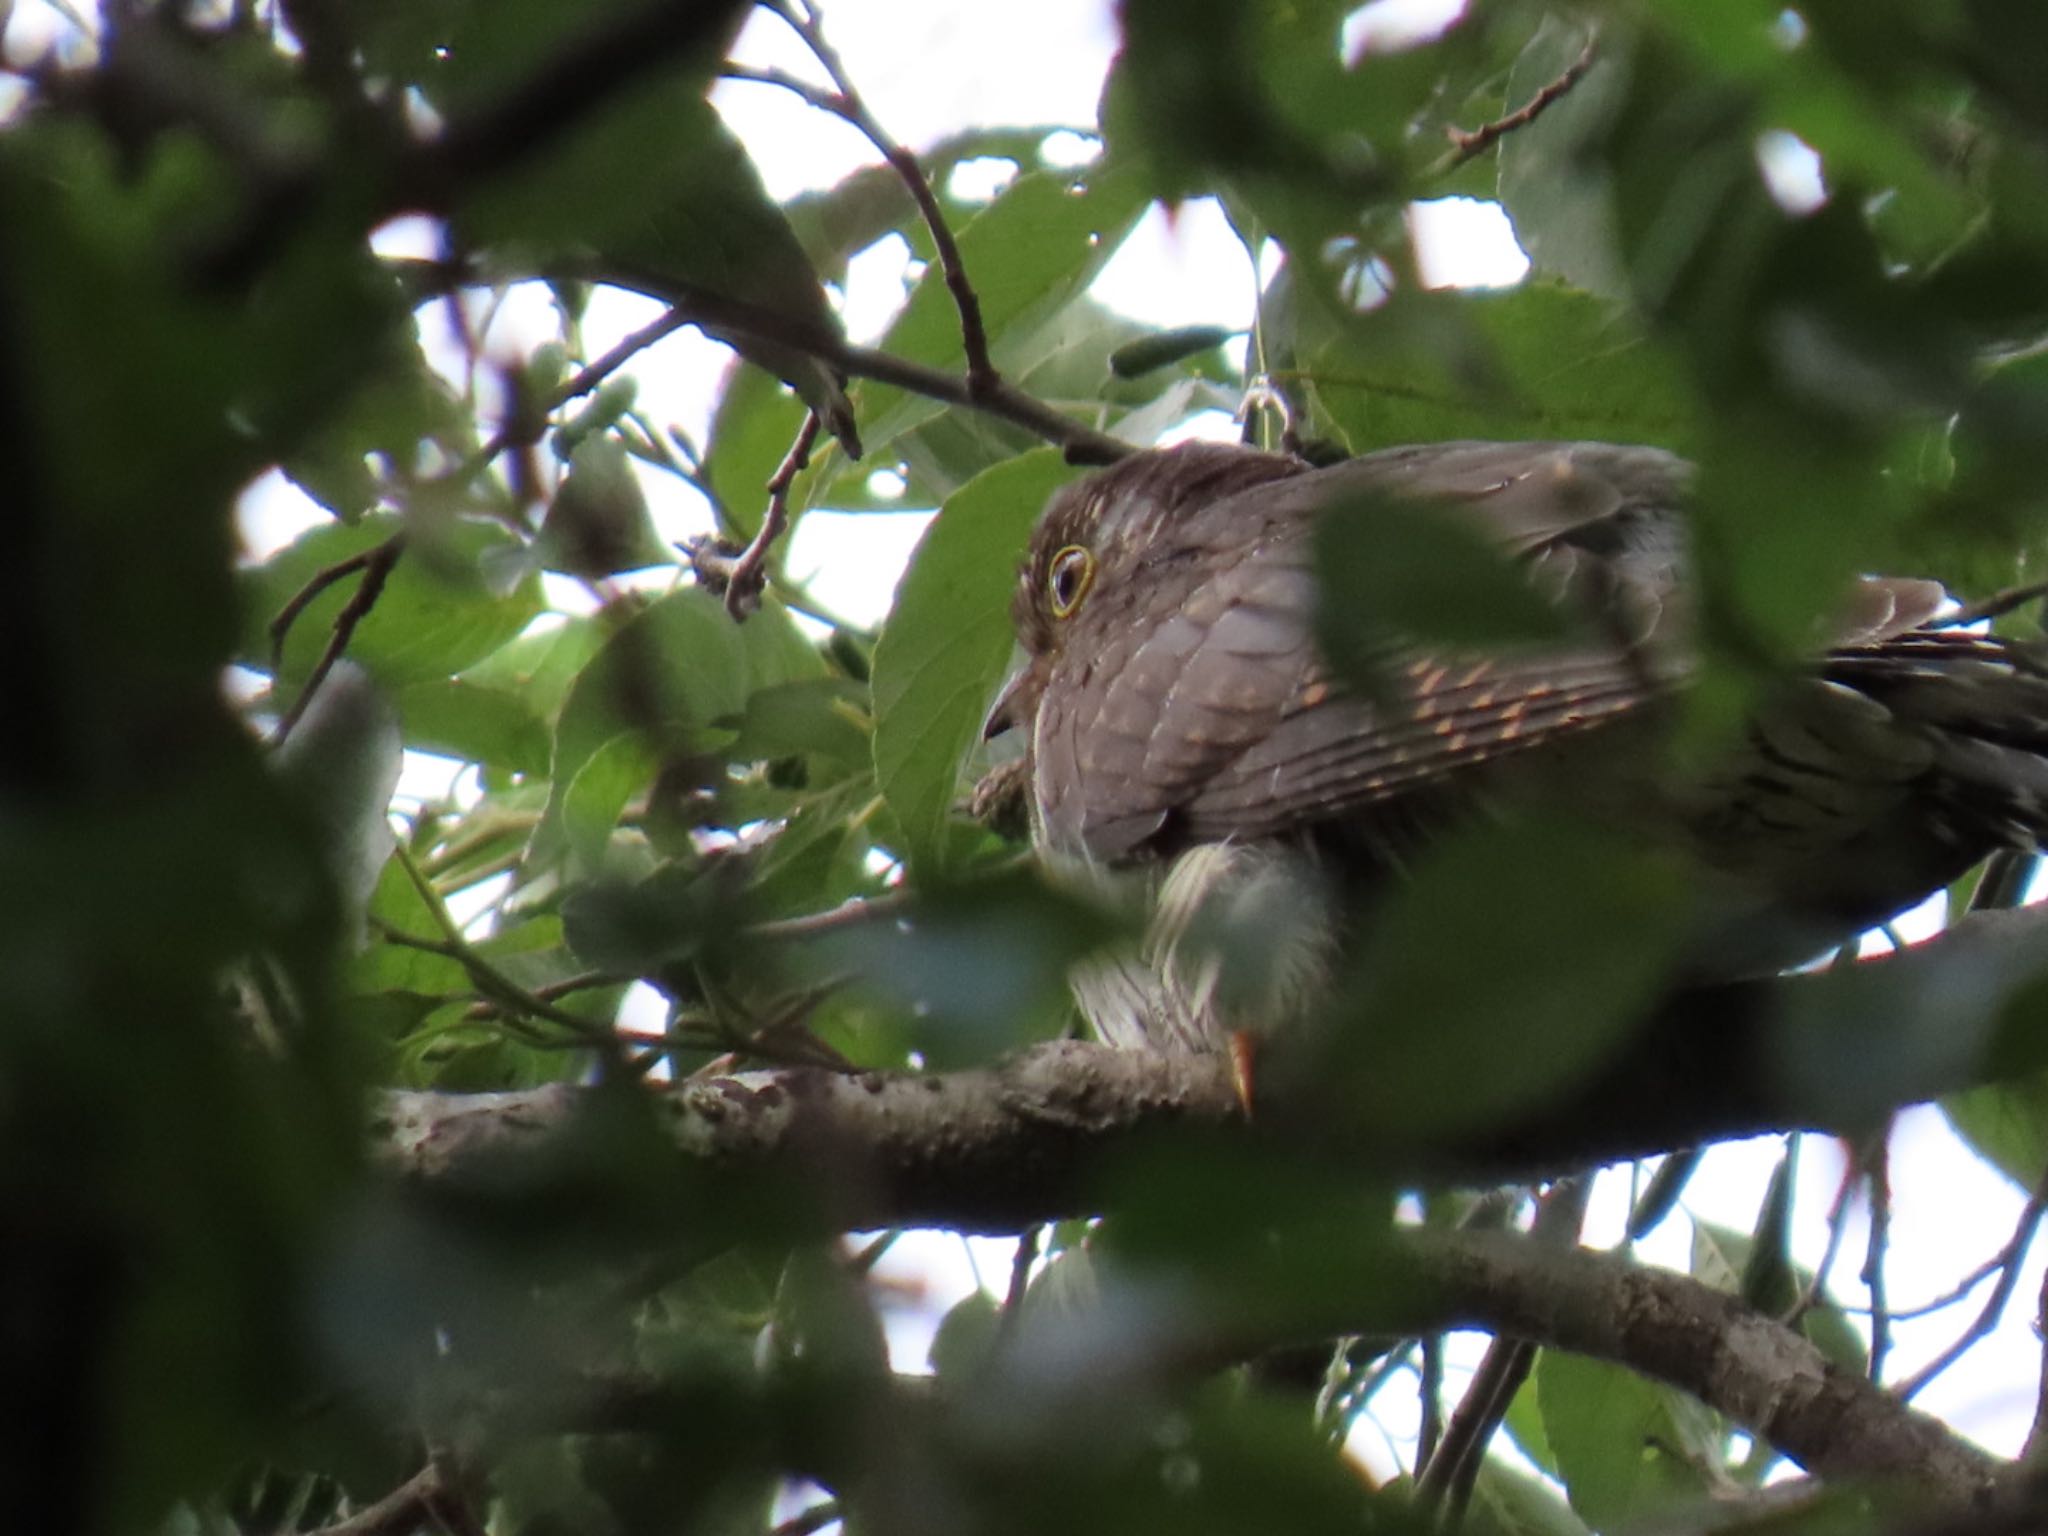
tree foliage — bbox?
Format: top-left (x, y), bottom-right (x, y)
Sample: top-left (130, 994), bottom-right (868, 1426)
top-left (10, 1), bottom-right (2048, 1532)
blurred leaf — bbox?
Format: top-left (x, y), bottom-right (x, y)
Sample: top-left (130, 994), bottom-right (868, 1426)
top-left (461, 78), bottom-right (856, 452)
top-left (703, 362), bottom-right (813, 541)
top-left (1303, 281), bottom-right (1696, 454)
top-left (806, 866), bottom-right (1110, 1065)
top-left (1737, 1146), bottom-right (1797, 1313)
top-left (283, 328), bottom-right (471, 520)
top-left (929, 1290), bottom-right (1001, 1380)
top-left (1304, 818), bottom-right (1692, 1140)
top-left (537, 435), bottom-right (669, 577)
top-left (271, 662), bottom-right (403, 940)
top-left (1628, 1149), bottom-right (1705, 1240)
top-left (872, 450), bottom-right (1072, 873)
top-left (1536, 1352), bottom-right (1716, 1530)
top-left (1313, 489), bottom-right (1578, 660)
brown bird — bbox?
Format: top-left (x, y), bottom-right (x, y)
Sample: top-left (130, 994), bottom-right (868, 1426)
top-left (985, 438), bottom-right (2048, 1059)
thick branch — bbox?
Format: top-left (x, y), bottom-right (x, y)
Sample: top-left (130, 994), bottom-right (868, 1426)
top-left (378, 904), bottom-right (2048, 1231)
top-left (1389, 1230), bottom-right (2001, 1503)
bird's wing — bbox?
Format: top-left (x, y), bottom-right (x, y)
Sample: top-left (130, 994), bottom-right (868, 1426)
top-left (1037, 442), bottom-right (1691, 862)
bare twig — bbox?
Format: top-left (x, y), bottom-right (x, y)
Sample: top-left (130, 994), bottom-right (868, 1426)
top-left (1438, 35), bottom-right (1597, 171)
top-left (2023, 1266), bottom-right (2048, 1464)
top-left (747, 889), bottom-right (916, 941)
top-left (1416, 1178), bottom-right (1590, 1522)
top-left (773, 0), bottom-right (996, 389)
top-left (1932, 578), bottom-right (2048, 631)
top-left (1863, 1133), bottom-right (1894, 1383)
top-left (267, 533), bottom-right (400, 674)
top-left (996, 1224), bottom-right (1043, 1347)
top-left (373, 920), bottom-right (618, 1047)
top-left (1783, 1167), bottom-right (1857, 1329)
top-left (1899, 1171), bottom-right (2048, 1401)
top-left (622, 282), bottom-right (1127, 463)
top-left (270, 532), bottom-right (405, 744)
top-left (772, 1501), bottom-right (843, 1536)
top-left (312, 1457), bottom-right (477, 1536)
top-left (1417, 1333), bottom-right (1445, 1471)
top-left (714, 409), bottom-right (822, 621)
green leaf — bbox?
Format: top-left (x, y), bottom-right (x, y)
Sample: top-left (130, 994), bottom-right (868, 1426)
top-left (242, 514), bottom-right (544, 690)
top-left (1496, 18), bottom-right (1627, 300)
top-left (1302, 281), bottom-right (1696, 455)
top-left (1943, 1075), bottom-right (2048, 1192)
top-left (1536, 1352), bottom-right (1716, 1530)
top-left (1464, 1458), bottom-right (1591, 1536)
top-left (540, 590), bottom-right (823, 864)
top-left (394, 678), bottom-right (551, 775)
top-left (854, 160), bottom-right (1152, 455)
top-left (871, 450), bottom-right (1073, 873)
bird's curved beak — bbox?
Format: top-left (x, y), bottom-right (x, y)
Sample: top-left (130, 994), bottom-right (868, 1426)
top-left (984, 666), bottom-right (1029, 741)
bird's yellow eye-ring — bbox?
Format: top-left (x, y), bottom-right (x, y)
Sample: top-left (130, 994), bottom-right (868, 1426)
top-left (1048, 544), bottom-right (1095, 618)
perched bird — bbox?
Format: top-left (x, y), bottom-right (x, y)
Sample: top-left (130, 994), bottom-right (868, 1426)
top-left (984, 439), bottom-right (2048, 1060)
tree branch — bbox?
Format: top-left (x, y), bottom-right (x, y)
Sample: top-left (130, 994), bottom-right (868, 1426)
top-left (377, 904), bottom-right (2048, 1232)
top-left (1386, 1230), bottom-right (2000, 1503)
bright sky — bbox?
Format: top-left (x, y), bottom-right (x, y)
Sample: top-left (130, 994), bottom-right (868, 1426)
top-left (7, 0), bottom-right (2037, 1483)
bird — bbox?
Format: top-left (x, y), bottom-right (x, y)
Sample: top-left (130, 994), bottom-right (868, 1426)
top-left (983, 438), bottom-right (2048, 1063)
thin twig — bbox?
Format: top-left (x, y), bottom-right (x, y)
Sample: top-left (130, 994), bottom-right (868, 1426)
top-left (1899, 1171), bottom-right (2048, 1401)
top-left (848, 1230), bottom-right (901, 1275)
top-left (1416, 1179), bottom-right (1591, 1522)
top-left (996, 1224), bottom-right (1043, 1346)
top-left (1437, 35), bottom-right (1597, 173)
top-left (712, 409), bottom-right (821, 621)
top-left (1782, 1167), bottom-right (1856, 1329)
top-left (773, 0), bottom-right (996, 389)
top-left (1417, 1334), bottom-right (1445, 1471)
top-left (1932, 577), bottom-right (2048, 631)
top-left (311, 1458), bottom-right (475, 1536)
top-left (267, 534), bottom-right (399, 674)
top-left (454, 305), bottom-right (696, 489)
top-left (374, 921), bottom-right (617, 1046)
top-left (772, 1500), bottom-right (843, 1536)
top-left (270, 533), bottom-right (405, 744)
top-left (1863, 1133), bottom-right (1893, 1383)
top-left (748, 889), bottom-right (914, 941)
top-left (463, 970), bottom-right (624, 1021)
top-left (2024, 1266), bottom-right (2048, 1464)
top-left (621, 282), bottom-right (1127, 463)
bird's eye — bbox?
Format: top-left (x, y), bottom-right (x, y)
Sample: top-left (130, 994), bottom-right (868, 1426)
top-left (1048, 544), bottom-right (1095, 619)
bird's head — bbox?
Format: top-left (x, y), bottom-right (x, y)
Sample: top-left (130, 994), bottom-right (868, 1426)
top-left (984, 442), bottom-right (1307, 740)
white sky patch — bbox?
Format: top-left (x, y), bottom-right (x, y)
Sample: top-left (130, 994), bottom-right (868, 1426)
top-left (1757, 129), bottom-right (1828, 215)
top-left (785, 510), bottom-right (937, 630)
top-left (1409, 197), bottom-right (1532, 288)
top-left (1092, 198), bottom-right (1259, 331)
